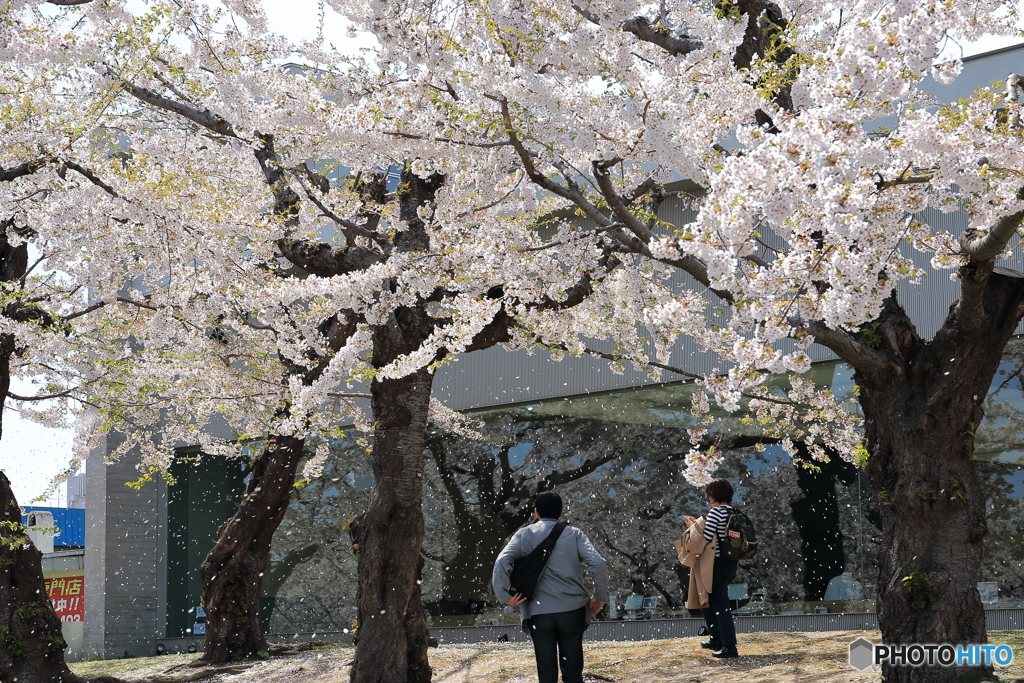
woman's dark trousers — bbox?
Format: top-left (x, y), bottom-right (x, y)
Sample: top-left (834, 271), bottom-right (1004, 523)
top-left (700, 556), bottom-right (738, 648)
top-left (529, 606), bottom-right (588, 683)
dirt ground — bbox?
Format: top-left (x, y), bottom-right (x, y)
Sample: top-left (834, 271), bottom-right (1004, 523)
top-left (72, 630), bottom-right (1024, 683)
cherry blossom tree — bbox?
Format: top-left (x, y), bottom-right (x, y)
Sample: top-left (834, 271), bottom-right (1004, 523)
top-left (0, 4), bottom-right (164, 678)
top-left (9, 0), bottom-right (1024, 681)
top-left (304, 0), bottom-right (1024, 681)
top-left (9, 1), bottom-right (638, 675)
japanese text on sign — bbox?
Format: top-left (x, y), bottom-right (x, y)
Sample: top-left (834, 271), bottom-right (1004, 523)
top-left (44, 574), bottom-right (84, 622)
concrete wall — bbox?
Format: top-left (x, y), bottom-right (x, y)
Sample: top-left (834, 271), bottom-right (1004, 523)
top-left (85, 431), bottom-right (167, 658)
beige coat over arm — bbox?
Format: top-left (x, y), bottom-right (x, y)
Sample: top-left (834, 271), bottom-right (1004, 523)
top-left (673, 516), bottom-right (716, 610)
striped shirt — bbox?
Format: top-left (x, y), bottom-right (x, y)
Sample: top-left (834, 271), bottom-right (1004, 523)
top-left (703, 504), bottom-right (733, 558)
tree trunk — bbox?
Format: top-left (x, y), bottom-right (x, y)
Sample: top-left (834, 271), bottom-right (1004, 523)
top-left (790, 452), bottom-right (857, 600)
top-left (861, 378), bottom-right (991, 683)
top-left (855, 275), bottom-right (1024, 683)
top-left (350, 368), bottom-right (434, 683)
top-left (442, 523), bottom-right (510, 604)
top-left (0, 471), bottom-right (83, 683)
top-left (197, 435), bottom-right (305, 664)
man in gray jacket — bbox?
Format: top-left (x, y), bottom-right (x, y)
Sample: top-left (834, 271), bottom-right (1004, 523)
top-left (492, 491), bottom-right (608, 683)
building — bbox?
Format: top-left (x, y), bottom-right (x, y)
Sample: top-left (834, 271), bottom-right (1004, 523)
top-left (23, 504), bottom-right (86, 660)
top-left (83, 44), bottom-right (1024, 657)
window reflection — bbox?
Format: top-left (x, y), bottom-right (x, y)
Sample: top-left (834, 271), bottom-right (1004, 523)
top-left (247, 353), bottom-right (1024, 634)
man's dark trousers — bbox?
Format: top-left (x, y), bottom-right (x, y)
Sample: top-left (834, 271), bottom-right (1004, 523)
top-left (529, 606), bottom-right (588, 683)
top-left (701, 556), bottom-right (738, 647)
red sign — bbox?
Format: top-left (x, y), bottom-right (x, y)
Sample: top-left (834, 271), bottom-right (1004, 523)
top-left (44, 573), bottom-right (85, 622)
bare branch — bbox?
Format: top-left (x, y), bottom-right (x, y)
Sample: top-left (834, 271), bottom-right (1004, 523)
top-left (456, 173), bottom-right (524, 218)
top-left (290, 168), bottom-right (381, 244)
top-left (592, 159), bottom-right (656, 243)
top-left (570, 4), bottom-right (703, 56)
top-left (277, 237), bottom-right (384, 277)
top-left (150, 70), bottom-right (202, 109)
top-left (570, 3), bottom-right (601, 24)
top-left (498, 97), bottom-right (613, 230)
top-left (624, 177), bottom-right (658, 205)
top-left (875, 175), bottom-right (932, 191)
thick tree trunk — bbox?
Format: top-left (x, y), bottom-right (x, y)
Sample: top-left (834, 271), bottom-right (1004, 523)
top-left (196, 435), bottom-right (305, 664)
top-left (855, 275), bottom-right (1024, 683)
top-left (861, 379), bottom-right (991, 683)
top-left (0, 471), bottom-right (82, 683)
top-left (350, 368), bottom-right (434, 683)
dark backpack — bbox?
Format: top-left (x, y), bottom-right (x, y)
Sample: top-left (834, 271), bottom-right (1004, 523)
top-left (719, 507), bottom-right (758, 561)
top-left (506, 522), bottom-right (567, 600)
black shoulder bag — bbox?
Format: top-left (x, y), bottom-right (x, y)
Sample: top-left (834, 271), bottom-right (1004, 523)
top-left (507, 522), bottom-right (567, 601)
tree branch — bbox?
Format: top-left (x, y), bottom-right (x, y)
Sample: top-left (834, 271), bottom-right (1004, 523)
top-left (875, 175), bottom-right (932, 191)
top-left (0, 159), bottom-right (46, 183)
top-left (290, 168), bottom-right (381, 245)
top-left (426, 437), bottom-right (471, 520)
top-left (571, 5), bottom-right (703, 56)
top-left (62, 301), bottom-right (106, 322)
top-left (112, 69), bottom-right (238, 138)
top-left (277, 238), bottom-right (383, 277)
top-left (960, 209), bottom-right (1024, 262)
top-left (801, 319), bottom-right (889, 373)
top-left (540, 449), bottom-right (619, 489)
top-left (7, 389), bottom-right (74, 401)
top-left (116, 295), bottom-right (158, 311)
top-left (61, 161), bottom-right (122, 199)
top-left (619, 16), bottom-right (703, 57)
top-left (498, 97), bottom-right (618, 233)
top-left (592, 159), bottom-right (657, 244)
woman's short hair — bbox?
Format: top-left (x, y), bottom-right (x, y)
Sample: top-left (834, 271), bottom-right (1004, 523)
top-left (705, 478), bottom-right (734, 504)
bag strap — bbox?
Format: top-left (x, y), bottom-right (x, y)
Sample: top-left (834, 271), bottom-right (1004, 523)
top-left (535, 522), bottom-right (567, 553)
top-left (506, 522), bottom-right (568, 595)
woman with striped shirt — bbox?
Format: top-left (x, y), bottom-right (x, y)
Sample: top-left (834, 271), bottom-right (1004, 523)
top-left (683, 478), bottom-right (739, 658)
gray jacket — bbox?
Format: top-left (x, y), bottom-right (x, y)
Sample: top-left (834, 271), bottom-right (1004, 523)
top-left (492, 518), bottom-right (609, 620)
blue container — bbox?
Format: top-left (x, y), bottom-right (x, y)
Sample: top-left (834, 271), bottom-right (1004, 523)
top-left (22, 507), bottom-right (85, 548)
